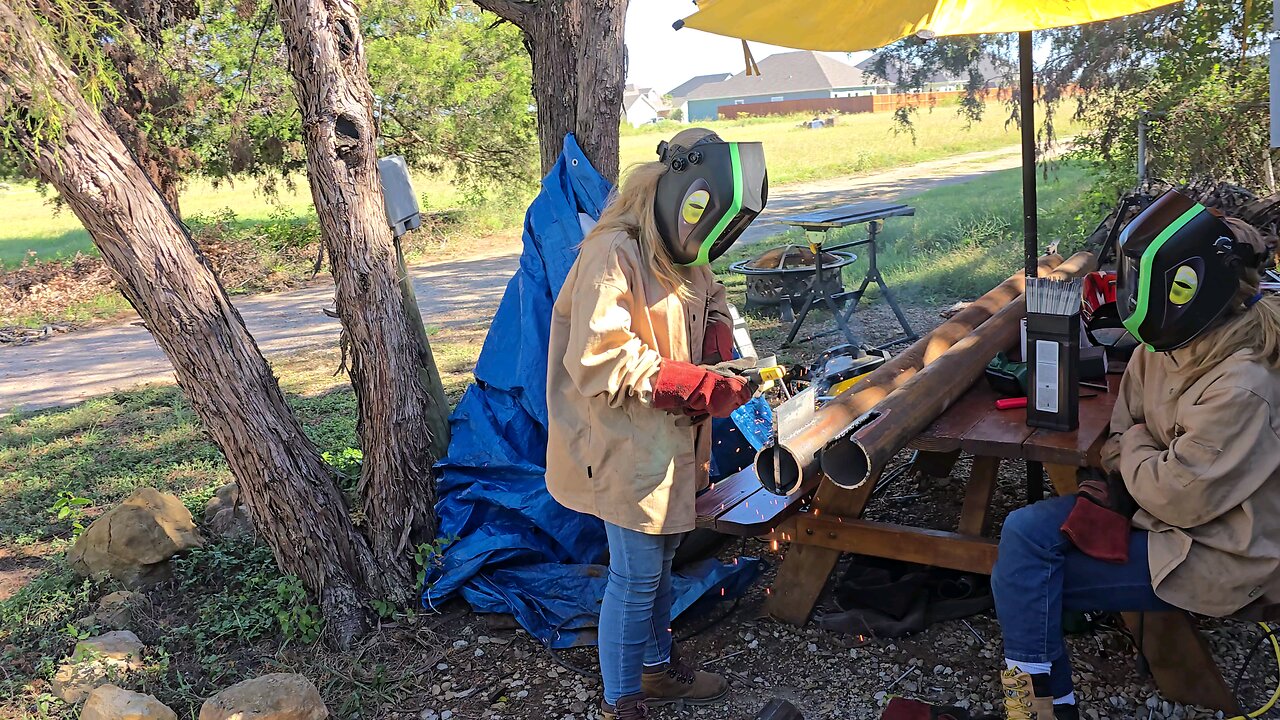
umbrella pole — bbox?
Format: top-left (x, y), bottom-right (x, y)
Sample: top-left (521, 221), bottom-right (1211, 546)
top-left (1019, 30), bottom-right (1038, 278)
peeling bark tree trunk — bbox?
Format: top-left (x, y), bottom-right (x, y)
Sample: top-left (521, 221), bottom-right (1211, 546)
top-left (0, 0), bottom-right (375, 643)
top-left (273, 0), bottom-right (446, 598)
top-left (475, 0), bottom-right (628, 182)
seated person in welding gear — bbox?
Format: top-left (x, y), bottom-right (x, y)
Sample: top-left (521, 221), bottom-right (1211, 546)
top-left (990, 190), bottom-right (1280, 720)
top-left (544, 128), bottom-right (768, 720)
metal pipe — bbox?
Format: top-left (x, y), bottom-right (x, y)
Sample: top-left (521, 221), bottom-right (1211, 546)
top-left (1020, 30), bottom-right (1038, 278)
top-left (820, 252), bottom-right (1097, 489)
top-left (754, 254), bottom-right (1066, 495)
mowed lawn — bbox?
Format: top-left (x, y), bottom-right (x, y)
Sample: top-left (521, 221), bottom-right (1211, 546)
top-left (0, 174), bottom-right (479, 268)
top-left (619, 102), bottom-right (1078, 185)
top-left (2, 103), bottom-right (1075, 266)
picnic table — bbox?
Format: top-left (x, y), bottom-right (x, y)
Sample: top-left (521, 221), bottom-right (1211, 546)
top-left (773, 201), bottom-right (919, 348)
top-left (697, 367), bottom-right (1243, 712)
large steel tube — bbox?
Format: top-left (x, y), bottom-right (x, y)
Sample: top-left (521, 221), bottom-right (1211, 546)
top-left (754, 254), bottom-right (1065, 496)
top-left (820, 251), bottom-right (1098, 489)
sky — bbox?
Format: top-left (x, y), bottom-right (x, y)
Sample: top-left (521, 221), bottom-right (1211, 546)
top-left (623, 1), bottom-right (873, 94)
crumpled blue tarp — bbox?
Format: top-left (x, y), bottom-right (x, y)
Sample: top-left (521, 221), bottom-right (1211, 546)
top-left (423, 134), bottom-right (767, 648)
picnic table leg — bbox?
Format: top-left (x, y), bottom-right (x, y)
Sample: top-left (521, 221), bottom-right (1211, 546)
top-left (766, 476), bottom-right (878, 625)
top-left (1026, 460), bottom-right (1045, 504)
top-left (910, 449), bottom-right (961, 480)
top-left (1046, 463), bottom-right (1080, 497)
top-left (1123, 611), bottom-right (1240, 713)
top-left (958, 456), bottom-right (1001, 537)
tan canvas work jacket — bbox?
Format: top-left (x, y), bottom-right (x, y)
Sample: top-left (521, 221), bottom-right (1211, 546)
top-left (1101, 347), bottom-right (1280, 617)
top-left (545, 229), bottom-right (731, 534)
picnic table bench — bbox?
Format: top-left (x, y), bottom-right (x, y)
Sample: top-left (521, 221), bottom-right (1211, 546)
top-left (696, 368), bottom-right (1248, 713)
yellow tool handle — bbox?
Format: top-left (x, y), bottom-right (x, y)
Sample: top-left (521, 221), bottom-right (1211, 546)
top-left (757, 366), bottom-right (785, 383)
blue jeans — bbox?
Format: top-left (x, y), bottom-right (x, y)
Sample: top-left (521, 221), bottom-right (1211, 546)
top-left (599, 522), bottom-right (680, 705)
top-left (992, 495), bottom-right (1173, 698)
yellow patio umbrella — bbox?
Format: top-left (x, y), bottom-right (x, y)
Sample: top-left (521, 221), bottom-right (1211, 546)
top-left (675, 0), bottom-right (1182, 275)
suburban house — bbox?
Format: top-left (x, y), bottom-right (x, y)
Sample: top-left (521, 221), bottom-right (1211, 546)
top-left (665, 72), bottom-right (733, 121)
top-left (622, 85), bottom-right (669, 127)
top-left (683, 51), bottom-right (877, 122)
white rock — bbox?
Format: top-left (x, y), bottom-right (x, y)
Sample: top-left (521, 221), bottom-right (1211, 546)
top-left (199, 673), bottom-right (327, 720)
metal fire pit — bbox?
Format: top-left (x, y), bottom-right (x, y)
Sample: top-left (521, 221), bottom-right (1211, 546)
top-left (730, 244), bottom-right (858, 313)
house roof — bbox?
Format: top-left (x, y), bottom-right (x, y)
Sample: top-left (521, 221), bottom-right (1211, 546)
top-left (685, 51), bottom-right (870, 101)
top-left (622, 89), bottom-right (659, 114)
top-left (666, 73), bottom-right (733, 101)
top-left (855, 53), bottom-right (1010, 87)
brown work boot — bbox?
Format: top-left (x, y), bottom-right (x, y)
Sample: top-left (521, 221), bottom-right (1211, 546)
top-left (600, 692), bottom-right (648, 720)
top-left (641, 654), bottom-right (729, 706)
top-left (1000, 667), bottom-right (1056, 719)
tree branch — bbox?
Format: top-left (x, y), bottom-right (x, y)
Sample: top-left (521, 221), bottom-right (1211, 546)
top-left (472, 0), bottom-right (533, 29)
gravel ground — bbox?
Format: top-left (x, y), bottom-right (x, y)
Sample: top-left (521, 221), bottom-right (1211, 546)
top-left (404, 302), bottom-right (1280, 720)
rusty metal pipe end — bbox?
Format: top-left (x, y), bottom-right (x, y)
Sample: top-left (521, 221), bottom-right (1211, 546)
top-left (755, 443), bottom-right (804, 496)
top-left (821, 437), bottom-right (872, 490)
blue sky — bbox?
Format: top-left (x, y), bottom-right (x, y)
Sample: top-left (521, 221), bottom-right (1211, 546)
top-left (624, 1), bottom-right (871, 94)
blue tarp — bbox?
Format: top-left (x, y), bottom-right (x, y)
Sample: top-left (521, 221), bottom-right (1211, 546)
top-left (424, 135), bottom-right (766, 648)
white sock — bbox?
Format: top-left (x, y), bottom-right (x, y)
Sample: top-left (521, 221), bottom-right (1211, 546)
top-left (1054, 692), bottom-right (1077, 706)
top-left (1005, 658), bottom-right (1052, 676)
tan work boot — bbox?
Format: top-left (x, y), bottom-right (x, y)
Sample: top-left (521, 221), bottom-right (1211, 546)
top-left (600, 692), bottom-right (648, 720)
top-left (1001, 667), bottom-right (1056, 719)
top-left (641, 654), bottom-right (729, 706)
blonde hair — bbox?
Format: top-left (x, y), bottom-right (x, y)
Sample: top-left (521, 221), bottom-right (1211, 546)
top-left (1179, 217), bottom-right (1280, 383)
top-left (585, 128), bottom-right (719, 299)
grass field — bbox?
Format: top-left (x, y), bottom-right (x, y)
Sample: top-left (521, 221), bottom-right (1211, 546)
top-left (712, 162), bottom-right (1098, 303)
top-left (0, 174), bottom-right (506, 268)
top-left (1, 103), bottom-right (1075, 267)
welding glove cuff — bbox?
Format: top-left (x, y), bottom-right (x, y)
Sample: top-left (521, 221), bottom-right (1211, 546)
top-left (652, 360), bottom-right (753, 419)
top-left (1060, 467), bottom-right (1136, 564)
top-left (1077, 467), bottom-right (1136, 517)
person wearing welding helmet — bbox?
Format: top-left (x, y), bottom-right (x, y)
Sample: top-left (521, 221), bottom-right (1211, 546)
top-left (544, 128), bottom-right (768, 720)
top-left (990, 190), bottom-right (1280, 720)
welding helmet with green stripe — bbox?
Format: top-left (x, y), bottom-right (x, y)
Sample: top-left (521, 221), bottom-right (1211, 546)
top-left (653, 131), bottom-right (768, 266)
top-left (1117, 190), bottom-right (1261, 351)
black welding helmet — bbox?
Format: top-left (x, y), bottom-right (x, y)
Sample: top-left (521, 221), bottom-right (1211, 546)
top-left (1117, 190), bottom-right (1261, 351)
top-left (653, 132), bottom-right (768, 266)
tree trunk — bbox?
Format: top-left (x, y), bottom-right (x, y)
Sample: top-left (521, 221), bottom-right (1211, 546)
top-left (274, 0), bottom-right (445, 599)
top-left (0, 0), bottom-right (374, 644)
top-left (476, 0), bottom-right (629, 182)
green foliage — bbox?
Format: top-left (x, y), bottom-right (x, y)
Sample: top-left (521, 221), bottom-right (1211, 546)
top-left (173, 536), bottom-right (323, 648)
top-left (0, 560), bottom-right (97, 698)
top-left (414, 535), bottom-right (458, 589)
top-left (49, 490), bottom-right (91, 537)
top-left (1065, 0), bottom-right (1274, 199)
top-left (366, 2), bottom-right (537, 193)
top-left (865, 0), bottom-right (1275, 201)
top-left (0, 0), bottom-right (127, 166)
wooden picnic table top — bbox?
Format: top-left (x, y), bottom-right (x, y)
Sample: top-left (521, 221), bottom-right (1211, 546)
top-left (780, 201), bottom-right (916, 230)
top-left (909, 369), bottom-right (1125, 466)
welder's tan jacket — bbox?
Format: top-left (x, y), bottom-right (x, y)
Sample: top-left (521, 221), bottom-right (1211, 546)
top-left (545, 229), bottom-right (731, 534)
top-left (1101, 347), bottom-right (1280, 617)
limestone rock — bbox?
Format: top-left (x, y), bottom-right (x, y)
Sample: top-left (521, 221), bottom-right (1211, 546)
top-left (67, 488), bottom-right (203, 588)
top-left (51, 631), bottom-right (145, 704)
top-left (199, 674), bottom-right (328, 720)
top-left (93, 591), bottom-right (142, 630)
top-left (82, 685), bottom-right (176, 720)
top-left (203, 483), bottom-right (255, 539)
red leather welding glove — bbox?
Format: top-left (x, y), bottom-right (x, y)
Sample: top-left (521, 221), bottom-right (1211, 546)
top-left (1060, 468), bottom-right (1137, 564)
top-left (702, 320), bottom-right (734, 364)
top-left (652, 360), bottom-right (753, 419)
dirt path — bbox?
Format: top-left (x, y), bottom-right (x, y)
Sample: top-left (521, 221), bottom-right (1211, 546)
top-left (1, 142), bottom-right (1032, 414)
